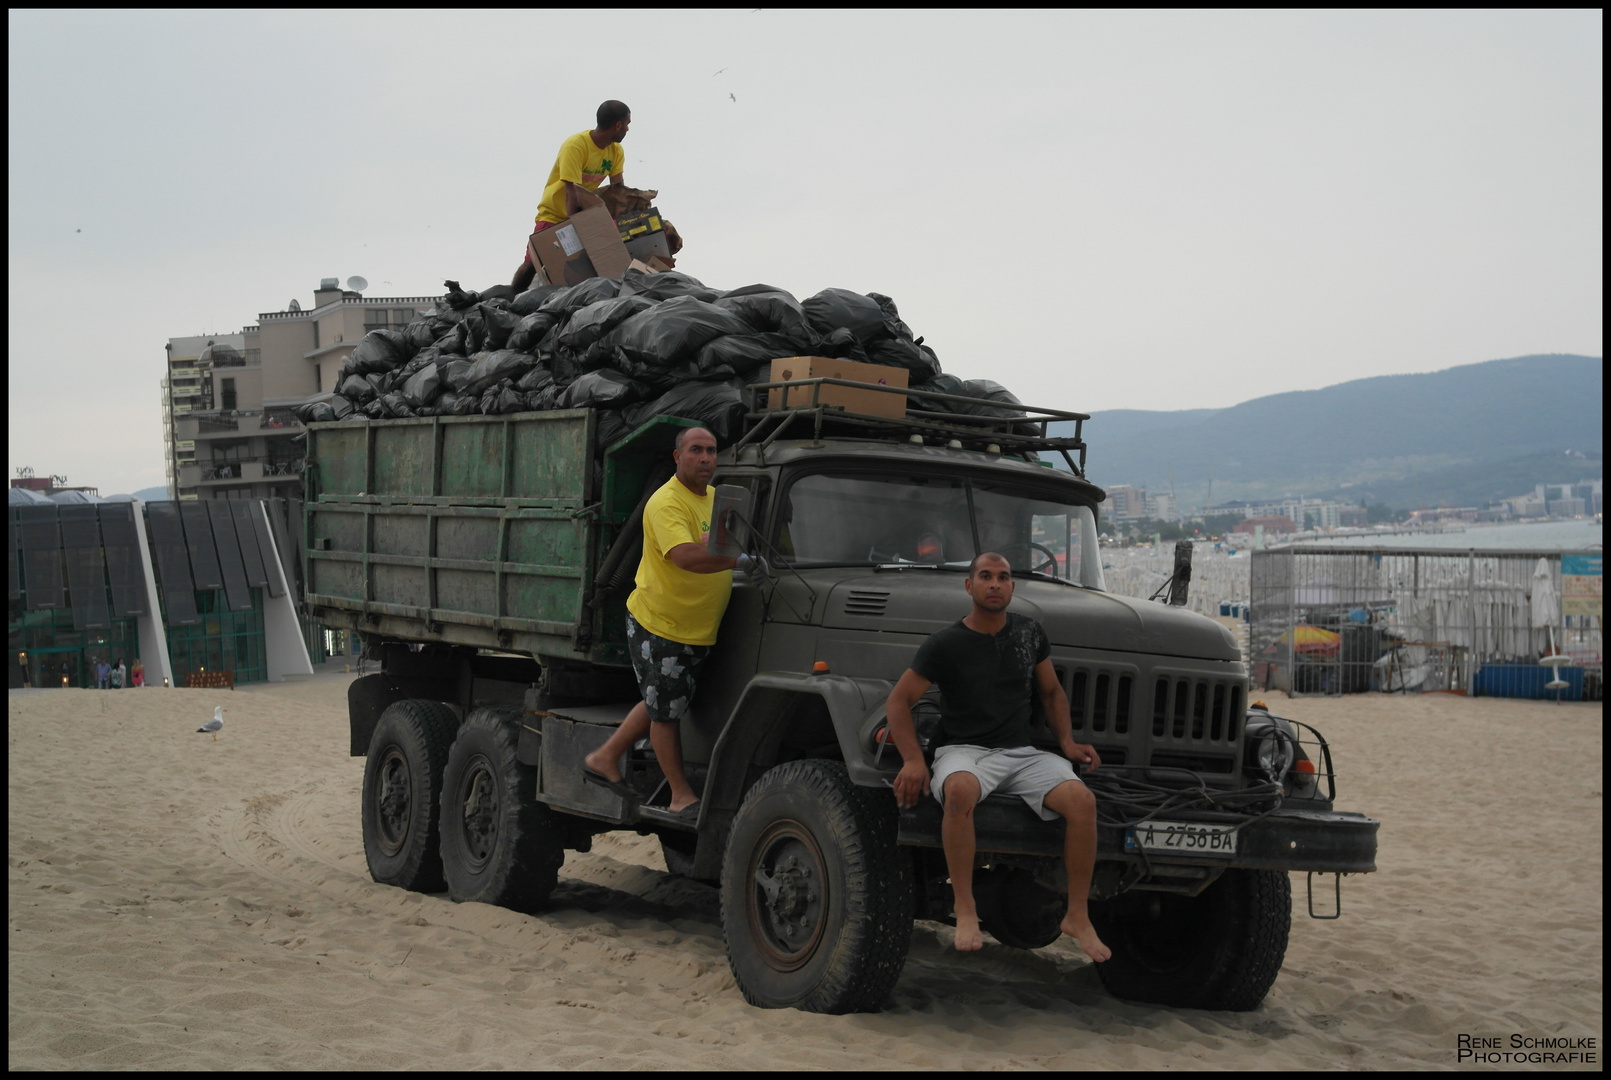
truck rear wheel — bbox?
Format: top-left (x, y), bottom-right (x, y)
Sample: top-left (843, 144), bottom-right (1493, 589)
top-left (439, 707), bottom-right (564, 913)
top-left (1088, 867), bottom-right (1291, 1011)
top-left (361, 699), bottom-right (459, 892)
top-left (721, 760), bottom-right (913, 1014)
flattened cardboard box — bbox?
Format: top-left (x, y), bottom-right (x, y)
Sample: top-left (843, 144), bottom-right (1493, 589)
top-left (531, 205), bottom-right (632, 287)
top-left (767, 356), bottom-right (908, 418)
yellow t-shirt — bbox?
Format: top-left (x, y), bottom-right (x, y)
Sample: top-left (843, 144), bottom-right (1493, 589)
top-left (536, 130), bottom-right (624, 225)
top-left (626, 477), bottom-right (732, 646)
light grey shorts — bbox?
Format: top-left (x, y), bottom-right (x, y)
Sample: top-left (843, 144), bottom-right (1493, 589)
top-left (930, 744), bottom-right (1081, 821)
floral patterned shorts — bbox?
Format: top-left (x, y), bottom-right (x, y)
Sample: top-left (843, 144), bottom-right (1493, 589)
top-left (625, 612), bottom-right (712, 724)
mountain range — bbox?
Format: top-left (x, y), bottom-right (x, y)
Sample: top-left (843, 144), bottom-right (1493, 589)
top-left (1048, 354), bottom-right (1602, 512)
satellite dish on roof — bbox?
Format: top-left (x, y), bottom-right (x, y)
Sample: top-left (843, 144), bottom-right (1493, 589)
top-left (347, 276), bottom-right (368, 293)
top-left (288, 299), bottom-right (301, 311)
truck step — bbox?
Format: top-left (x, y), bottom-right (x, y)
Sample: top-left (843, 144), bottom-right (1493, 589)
top-left (635, 803), bottom-right (700, 832)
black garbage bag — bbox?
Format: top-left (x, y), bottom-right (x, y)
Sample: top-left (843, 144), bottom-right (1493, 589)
top-left (372, 369), bottom-right (402, 395)
top-left (437, 357), bottom-right (473, 393)
top-left (538, 276), bottom-right (621, 317)
top-left (620, 380), bottom-right (748, 445)
top-left (596, 407), bottom-right (634, 450)
top-left (393, 347), bottom-right (439, 383)
top-left (404, 318), bottom-right (440, 353)
top-left (432, 322), bottom-right (470, 356)
top-left (693, 331), bottom-right (805, 380)
top-left (438, 390), bottom-right (477, 416)
top-left (293, 401), bottom-right (338, 424)
top-left (460, 306), bottom-right (488, 353)
top-left (363, 399), bottom-right (388, 419)
top-left (619, 267), bottom-right (719, 303)
top-left (548, 351), bottom-right (583, 388)
top-left (477, 284), bottom-right (518, 305)
top-left (380, 391), bottom-right (418, 418)
top-left (511, 284), bottom-right (565, 315)
top-left (815, 326), bottom-right (870, 363)
top-left (801, 288), bottom-right (889, 344)
top-left (557, 295), bottom-right (657, 352)
top-left (443, 279), bottom-right (480, 311)
top-left (330, 394), bottom-right (356, 420)
top-left (478, 301), bottom-right (524, 350)
top-left (610, 296), bottom-right (753, 370)
top-left (865, 292), bottom-right (916, 341)
top-left (515, 363), bottom-right (555, 394)
top-left (401, 363), bottom-right (443, 408)
top-left (348, 329), bottom-right (413, 374)
top-left (555, 368), bottom-right (652, 410)
top-left (865, 336), bottom-right (941, 380)
top-left (459, 349), bottom-right (535, 398)
top-left (524, 385), bottom-right (559, 412)
top-left (507, 312), bottom-right (556, 352)
top-left (340, 373), bottom-right (378, 404)
top-left (480, 381), bottom-right (526, 415)
top-left (714, 286), bottom-right (813, 336)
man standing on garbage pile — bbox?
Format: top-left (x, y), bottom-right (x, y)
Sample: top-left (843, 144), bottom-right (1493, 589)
top-left (510, 99), bottom-right (632, 290)
top-left (582, 427), bottom-right (765, 822)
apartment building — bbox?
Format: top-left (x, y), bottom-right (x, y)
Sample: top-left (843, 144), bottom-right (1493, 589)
top-left (163, 279), bottom-right (439, 501)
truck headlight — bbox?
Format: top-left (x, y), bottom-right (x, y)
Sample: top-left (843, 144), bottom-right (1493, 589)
top-left (1244, 703), bottom-right (1298, 784)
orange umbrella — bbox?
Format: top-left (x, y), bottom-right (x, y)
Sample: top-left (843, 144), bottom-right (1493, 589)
top-left (1278, 624), bottom-right (1341, 656)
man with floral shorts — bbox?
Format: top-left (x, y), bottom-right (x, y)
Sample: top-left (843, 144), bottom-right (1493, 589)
top-left (582, 427), bottom-right (761, 822)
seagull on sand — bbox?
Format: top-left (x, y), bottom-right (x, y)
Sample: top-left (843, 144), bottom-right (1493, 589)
top-left (198, 706), bottom-right (224, 740)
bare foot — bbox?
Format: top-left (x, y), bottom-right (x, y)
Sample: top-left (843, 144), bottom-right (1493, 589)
top-left (954, 911), bottom-right (984, 951)
top-left (582, 749), bottom-right (621, 782)
top-left (1060, 914), bottom-right (1111, 962)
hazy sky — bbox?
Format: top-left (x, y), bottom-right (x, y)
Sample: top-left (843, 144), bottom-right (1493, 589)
top-left (8, 9), bottom-right (1602, 496)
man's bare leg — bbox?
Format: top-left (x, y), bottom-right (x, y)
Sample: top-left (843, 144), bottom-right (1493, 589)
top-left (583, 701), bottom-right (650, 781)
top-left (941, 772), bottom-right (984, 951)
top-left (1041, 779), bottom-right (1111, 962)
top-left (649, 720), bottom-right (699, 812)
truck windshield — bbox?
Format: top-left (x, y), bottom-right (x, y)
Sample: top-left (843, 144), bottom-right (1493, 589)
top-left (775, 471), bottom-right (1106, 590)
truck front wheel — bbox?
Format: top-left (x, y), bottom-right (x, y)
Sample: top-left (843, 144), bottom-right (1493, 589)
top-left (361, 699), bottom-right (459, 892)
top-left (1088, 867), bottom-right (1291, 1011)
top-left (721, 760), bottom-right (914, 1014)
top-left (439, 707), bottom-right (565, 913)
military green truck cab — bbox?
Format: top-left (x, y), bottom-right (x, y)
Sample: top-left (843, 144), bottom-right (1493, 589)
top-left (307, 382), bottom-right (1377, 1016)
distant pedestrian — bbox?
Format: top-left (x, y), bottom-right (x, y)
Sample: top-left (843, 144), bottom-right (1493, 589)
top-left (131, 659), bottom-right (145, 687)
top-left (96, 659), bottom-right (110, 689)
top-left (112, 658), bottom-right (127, 690)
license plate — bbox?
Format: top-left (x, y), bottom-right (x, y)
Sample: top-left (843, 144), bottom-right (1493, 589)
top-left (1126, 820), bottom-right (1239, 856)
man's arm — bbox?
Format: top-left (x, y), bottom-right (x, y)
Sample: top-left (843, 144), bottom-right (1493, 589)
top-left (885, 669), bottom-right (934, 809)
top-left (1034, 658), bottom-right (1101, 769)
top-left (666, 542), bottom-right (738, 574)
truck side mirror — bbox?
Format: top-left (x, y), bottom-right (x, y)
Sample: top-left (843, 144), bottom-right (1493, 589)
top-left (1168, 539), bottom-right (1193, 606)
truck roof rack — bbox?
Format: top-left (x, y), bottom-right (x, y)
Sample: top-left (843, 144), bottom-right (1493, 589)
top-left (736, 378), bottom-right (1092, 476)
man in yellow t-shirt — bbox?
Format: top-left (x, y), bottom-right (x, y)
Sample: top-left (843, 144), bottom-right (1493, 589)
top-left (583, 427), bottom-right (761, 821)
top-left (510, 100), bottom-right (631, 290)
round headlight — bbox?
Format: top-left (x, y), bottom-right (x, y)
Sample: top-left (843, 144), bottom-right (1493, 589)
top-left (1257, 729), bottom-right (1294, 779)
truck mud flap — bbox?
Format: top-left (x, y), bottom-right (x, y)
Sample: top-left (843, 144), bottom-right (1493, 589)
top-left (897, 800), bottom-right (1378, 874)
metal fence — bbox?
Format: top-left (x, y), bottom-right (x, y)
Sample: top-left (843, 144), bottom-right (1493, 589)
top-left (1249, 546), bottom-right (1602, 700)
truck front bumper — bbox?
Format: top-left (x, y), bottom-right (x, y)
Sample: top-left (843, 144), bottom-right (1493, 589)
top-left (897, 799), bottom-right (1378, 874)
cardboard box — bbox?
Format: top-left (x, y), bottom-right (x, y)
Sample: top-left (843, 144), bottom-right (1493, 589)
top-left (616, 208), bottom-right (663, 240)
top-left (531, 204), bottom-right (632, 287)
top-left (767, 357), bottom-right (908, 418)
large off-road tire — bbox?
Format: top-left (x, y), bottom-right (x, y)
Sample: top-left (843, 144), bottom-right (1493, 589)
top-left (721, 760), bottom-right (914, 1014)
top-left (976, 867), bottom-right (1064, 950)
top-left (361, 699), bottom-right (460, 892)
top-left (439, 708), bottom-right (565, 913)
top-left (1088, 867), bottom-right (1291, 1011)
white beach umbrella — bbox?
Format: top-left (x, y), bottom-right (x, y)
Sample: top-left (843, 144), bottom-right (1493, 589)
top-left (1530, 558), bottom-right (1562, 658)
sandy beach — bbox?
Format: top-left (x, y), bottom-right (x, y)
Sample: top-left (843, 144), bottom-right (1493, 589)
top-left (8, 676), bottom-right (1602, 1070)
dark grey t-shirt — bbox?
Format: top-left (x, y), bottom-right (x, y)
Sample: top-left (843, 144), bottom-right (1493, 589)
top-left (910, 612), bottom-right (1051, 749)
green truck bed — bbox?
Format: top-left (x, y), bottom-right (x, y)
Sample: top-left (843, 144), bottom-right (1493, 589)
top-left (303, 409), bottom-right (685, 667)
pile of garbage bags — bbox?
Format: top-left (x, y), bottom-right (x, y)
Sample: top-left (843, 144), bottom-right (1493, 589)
top-left (295, 270), bottom-right (1033, 450)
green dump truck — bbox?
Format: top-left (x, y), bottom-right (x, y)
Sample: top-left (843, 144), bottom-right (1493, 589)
top-left (305, 381), bottom-right (1378, 1014)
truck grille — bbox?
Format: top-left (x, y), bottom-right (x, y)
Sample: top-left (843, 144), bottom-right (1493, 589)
top-left (1058, 664), bottom-right (1244, 778)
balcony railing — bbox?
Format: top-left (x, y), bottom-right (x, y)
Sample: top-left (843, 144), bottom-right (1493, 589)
top-left (196, 415), bottom-right (240, 433)
top-left (260, 409), bottom-right (304, 430)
